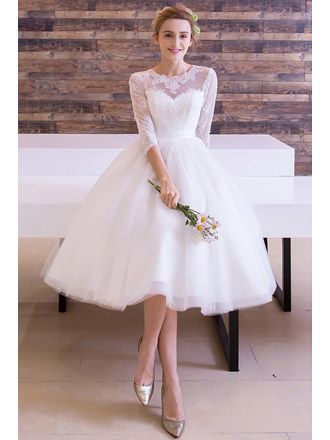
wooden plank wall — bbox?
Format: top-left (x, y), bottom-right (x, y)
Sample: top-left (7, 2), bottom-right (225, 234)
top-left (18, 0), bottom-right (312, 175)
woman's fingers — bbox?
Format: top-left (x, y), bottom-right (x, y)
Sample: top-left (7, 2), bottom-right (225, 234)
top-left (172, 194), bottom-right (180, 209)
top-left (159, 180), bottom-right (180, 209)
top-left (169, 192), bottom-right (180, 209)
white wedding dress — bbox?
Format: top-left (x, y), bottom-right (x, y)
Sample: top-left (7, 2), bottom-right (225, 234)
top-left (40, 64), bottom-right (277, 316)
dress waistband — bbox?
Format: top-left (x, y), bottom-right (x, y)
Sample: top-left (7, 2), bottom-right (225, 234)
top-left (156, 130), bottom-right (196, 139)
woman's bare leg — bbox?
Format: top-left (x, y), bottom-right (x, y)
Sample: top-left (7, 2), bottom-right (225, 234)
top-left (158, 307), bottom-right (185, 420)
top-left (134, 296), bottom-right (184, 419)
top-left (134, 294), bottom-right (167, 385)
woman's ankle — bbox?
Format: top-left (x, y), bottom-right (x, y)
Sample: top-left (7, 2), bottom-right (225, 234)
top-left (134, 353), bottom-right (155, 385)
top-left (162, 372), bottom-right (180, 388)
top-left (162, 376), bottom-right (185, 420)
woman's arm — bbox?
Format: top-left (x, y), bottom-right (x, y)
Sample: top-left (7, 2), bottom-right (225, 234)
top-left (195, 68), bottom-right (218, 148)
top-left (147, 146), bottom-right (180, 209)
top-left (147, 146), bottom-right (172, 182)
top-left (129, 73), bottom-right (180, 209)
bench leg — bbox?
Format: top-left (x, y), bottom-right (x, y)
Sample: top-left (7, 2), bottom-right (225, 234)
top-left (211, 237), bottom-right (290, 371)
top-left (263, 237), bottom-right (268, 250)
top-left (59, 293), bottom-right (67, 313)
top-left (57, 237), bottom-right (68, 313)
top-left (265, 237), bottom-right (291, 312)
top-left (212, 310), bottom-right (239, 371)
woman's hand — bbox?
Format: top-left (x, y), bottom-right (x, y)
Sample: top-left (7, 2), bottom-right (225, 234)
top-left (160, 177), bottom-right (180, 209)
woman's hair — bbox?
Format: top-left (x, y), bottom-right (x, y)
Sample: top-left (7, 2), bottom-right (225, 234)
top-left (151, 3), bottom-right (201, 50)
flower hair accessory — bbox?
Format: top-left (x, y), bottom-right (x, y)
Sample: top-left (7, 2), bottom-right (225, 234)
top-left (191, 11), bottom-right (201, 34)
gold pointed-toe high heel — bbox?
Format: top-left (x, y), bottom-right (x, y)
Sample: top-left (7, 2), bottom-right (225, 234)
top-left (133, 335), bottom-right (155, 406)
top-left (161, 383), bottom-right (185, 438)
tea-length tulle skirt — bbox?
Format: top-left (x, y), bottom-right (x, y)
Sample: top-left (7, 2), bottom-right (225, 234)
top-left (41, 136), bottom-right (277, 316)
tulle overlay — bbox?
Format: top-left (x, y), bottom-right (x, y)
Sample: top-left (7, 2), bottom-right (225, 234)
top-left (41, 136), bottom-right (277, 316)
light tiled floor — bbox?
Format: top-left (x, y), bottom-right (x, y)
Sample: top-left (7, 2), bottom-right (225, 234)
top-left (18, 238), bottom-right (312, 440)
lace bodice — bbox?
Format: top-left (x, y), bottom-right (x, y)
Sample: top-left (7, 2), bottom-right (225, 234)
top-left (128, 65), bottom-right (217, 153)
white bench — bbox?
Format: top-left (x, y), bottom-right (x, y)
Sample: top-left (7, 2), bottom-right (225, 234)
top-left (18, 134), bottom-right (311, 371)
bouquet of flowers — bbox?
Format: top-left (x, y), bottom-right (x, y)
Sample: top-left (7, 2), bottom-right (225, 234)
top-left (148, 179), bottom-right (220, 242)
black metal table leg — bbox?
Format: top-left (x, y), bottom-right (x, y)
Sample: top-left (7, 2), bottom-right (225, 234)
top-left (267, 237), bottom-right (291, 312)
top-left (263, 237), bottom-right (268, 251)
top-left (59, 293), bottom-right (67, 312)
top-left (212, 310), bottom-right (239, 371)
top-left (211, 237), bottom-right (291, 371)
top-left (57, 237), bottom-right (68, 313)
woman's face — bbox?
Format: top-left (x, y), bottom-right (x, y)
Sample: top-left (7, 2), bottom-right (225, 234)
top-left (154, 18), bottom-right (193, 61)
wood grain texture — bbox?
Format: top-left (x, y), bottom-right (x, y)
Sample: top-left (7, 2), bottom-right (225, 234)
top-left (18, 0), bottom-right (312, 174)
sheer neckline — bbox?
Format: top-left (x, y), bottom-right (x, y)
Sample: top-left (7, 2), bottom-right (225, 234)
top-left (148, 64), bottom-right (196, 78)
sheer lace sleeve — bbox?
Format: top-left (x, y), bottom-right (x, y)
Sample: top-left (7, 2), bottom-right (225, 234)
top-left (129, 72), bottom-right (159, 154)
top-left (195, 68), bottom-right (218, 148)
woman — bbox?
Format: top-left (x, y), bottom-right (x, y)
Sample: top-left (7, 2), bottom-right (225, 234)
top-left (41, 3), bottom-right (277, 438)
